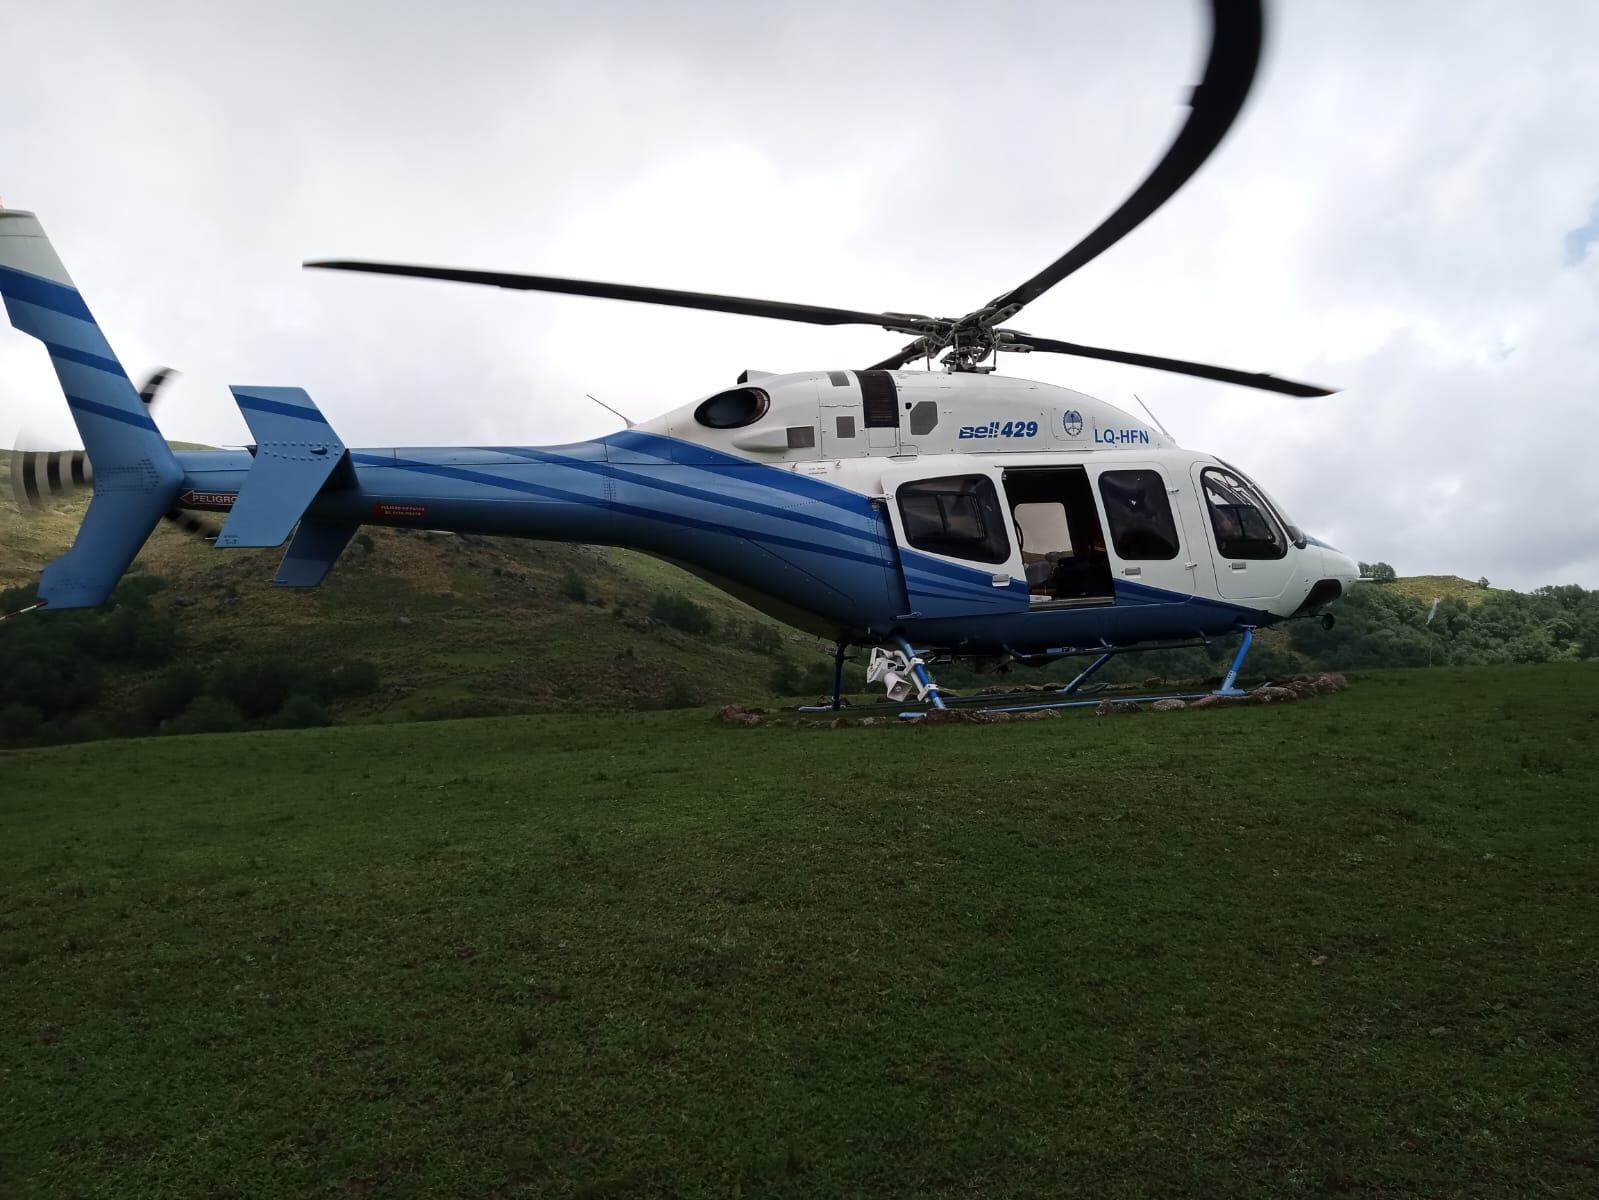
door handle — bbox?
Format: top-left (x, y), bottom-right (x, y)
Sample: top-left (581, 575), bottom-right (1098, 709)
top-left (1230, 561), bottom-right (1247, 570)
top-left (1121, 566), bottom-right (1142, 577)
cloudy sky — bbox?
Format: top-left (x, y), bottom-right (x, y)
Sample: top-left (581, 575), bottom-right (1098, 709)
top-left (3, 0), bottom-right (1597, 588)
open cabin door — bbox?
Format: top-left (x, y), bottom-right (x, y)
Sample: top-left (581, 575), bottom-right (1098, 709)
top-left (879, 463), bottom-right (1030, 619)
top-left (1090, 462), bottom-right (1197, 602)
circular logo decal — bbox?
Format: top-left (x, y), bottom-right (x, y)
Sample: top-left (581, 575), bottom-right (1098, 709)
top-left (1062, 409), bottom-right (1084, 437)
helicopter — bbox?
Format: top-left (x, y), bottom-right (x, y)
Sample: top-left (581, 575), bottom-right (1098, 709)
top-left (1, 0), bottom-right (1358, 714)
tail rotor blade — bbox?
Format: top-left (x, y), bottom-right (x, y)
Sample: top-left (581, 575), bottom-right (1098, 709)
top-left (138, 367), bottom-right (178, 409)
top-left (9, 448), bottom-right (93, 512)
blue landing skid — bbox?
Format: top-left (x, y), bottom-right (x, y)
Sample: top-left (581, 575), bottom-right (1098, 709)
top-left (796, 627), bottom-right (1260, 721)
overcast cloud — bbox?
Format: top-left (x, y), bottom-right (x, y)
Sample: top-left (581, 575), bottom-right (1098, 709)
top-left (3, 0), bottom-right (1597, 588)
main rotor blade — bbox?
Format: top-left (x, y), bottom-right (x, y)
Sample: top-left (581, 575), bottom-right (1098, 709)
top-left (966, 0), bottom-right (1264, 328)
top-left (305, 260), bottom-right (936, 334)
top-left (1009, 334), bottom-right (1333, 396)
top-left (866, 339), bottom-right (934, 371)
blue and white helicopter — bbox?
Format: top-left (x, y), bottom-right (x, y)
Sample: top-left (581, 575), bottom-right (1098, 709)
top-left (2, 0), bottom-right (1358, 714)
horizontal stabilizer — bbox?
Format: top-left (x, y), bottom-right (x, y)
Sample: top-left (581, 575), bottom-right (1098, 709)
top-left (217, 387), bottom-right (349, 548)
top-left (274, 517), bottom-right (358, 587)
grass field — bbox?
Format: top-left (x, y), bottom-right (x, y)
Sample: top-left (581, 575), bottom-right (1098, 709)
top-left (3, 664), bottom-right (1597, 1197)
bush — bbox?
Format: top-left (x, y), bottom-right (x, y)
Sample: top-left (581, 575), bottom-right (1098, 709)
top-left (560, 570), bottom-right (589, 603)
top-left (748, 624), bottom-right (784, 656)
top-left (211, 658), bottom-right (303, 720)
top-left (652, 593), bottom-right (714, 636)
top-left (0, 703), bottom-right (44, 747)
top-left (268, 693), bottom-right (331, 729)
top-left (141, 665), bottom-right (206, 726)
top-left (315, 659), bottom-right (380, 701)
top-left (769, 657), bottom-right (803, 696)
top-left (167, 695), bottom-right (246, 736)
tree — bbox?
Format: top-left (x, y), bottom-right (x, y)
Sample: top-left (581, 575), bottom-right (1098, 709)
top-left (1358, 561), bottom-right (1398, 583)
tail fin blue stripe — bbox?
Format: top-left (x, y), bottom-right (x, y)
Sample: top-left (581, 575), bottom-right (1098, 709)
top-left (0, 263), bottom-right (94, 320)
top-left (46, 343), bottom-right (127, 377)
top-left (63, 394), bottom-right (160, 432)
top-left (236, 392), bottom-right (335, 423)
top-left (1, 297), bottom-right (120, 356)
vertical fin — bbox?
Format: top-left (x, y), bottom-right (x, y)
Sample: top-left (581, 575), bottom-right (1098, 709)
top-left (0, 210), bottom-right (181, 607)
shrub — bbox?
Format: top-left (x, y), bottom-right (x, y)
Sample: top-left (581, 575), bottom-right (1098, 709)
top-left (315, 659), bottom-right (380, 701)
top-left (560, 570), bottom-right (589, 603)
top-left (210, 658), bottom-right (303, 719)
top-left (268, 694), bottom-right (331, 729)
top-left (652, 593), bottom-right (714, 636)
top-left (0, 703), bottom-right (44, 747)
top-left (168, 695), bottom-right (246, 736)
top-left (141, 665), bottom-right (206, 726)
top-left (748, 624), bottom-right (784, 656)
top-left (769, 657), bottom-right (802, 696)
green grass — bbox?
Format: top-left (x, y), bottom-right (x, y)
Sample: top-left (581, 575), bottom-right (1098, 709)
top-left (3, 664), bottom-right (1596, 1197)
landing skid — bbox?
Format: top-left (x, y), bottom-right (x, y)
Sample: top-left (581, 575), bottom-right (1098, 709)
top-left (799, 628), bottom-right (1259, 720)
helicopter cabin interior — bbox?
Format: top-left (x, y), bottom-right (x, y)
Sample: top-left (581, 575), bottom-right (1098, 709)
top-left (892, 463), bottom-right (1197, 607)
top-left (1001, 467), bottom-right (1115, 604)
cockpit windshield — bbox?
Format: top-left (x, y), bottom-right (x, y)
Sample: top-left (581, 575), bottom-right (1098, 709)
top-left (1215, 459), bottom-right (1306, 549)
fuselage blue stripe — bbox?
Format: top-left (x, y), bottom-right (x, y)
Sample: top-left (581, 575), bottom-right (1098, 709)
top-left (496, 446), bottom-right (877, 539)
top-left (368, 455), bottom-right (893, 571)
top-left (603, 430), bottom-right (874, 516)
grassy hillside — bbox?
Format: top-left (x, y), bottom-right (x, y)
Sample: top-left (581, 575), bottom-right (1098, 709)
top-left (3, 664), bottom-right (1595, 1197)
top-left (1, 449), bottom-right (842, 719)
top-left (1387, 573), bottom-right (1494, 607)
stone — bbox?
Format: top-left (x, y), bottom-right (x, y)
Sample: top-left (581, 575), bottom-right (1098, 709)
top-left (1250, 686), bottom-right (1297, 704)
top-left (1150, 698), bottom-right (1187, 712)
top-left (717, 704), bottom-right (764, 726)
top-left (1095, 699), bottom-right (1141, 716)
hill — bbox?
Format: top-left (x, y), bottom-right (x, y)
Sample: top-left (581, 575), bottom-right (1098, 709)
top-left (5, 450), bottom-right (1596, 747)
top-left (1386, 573), bottom-right (1495, 607)
top-left (3, 664), bottom-right (1596, 1197)
top-left (1, 449), bottom-right (847, 724)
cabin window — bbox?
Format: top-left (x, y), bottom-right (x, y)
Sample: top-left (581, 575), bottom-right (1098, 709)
top-left (1201, 466), bottom-right (1286, 560)
top-left (1097, 469), bottom-right (1181, 560)
top-left (897, 475), bottom-right (1011, 564)
top-left (694, 387), bottom-right (769, 429)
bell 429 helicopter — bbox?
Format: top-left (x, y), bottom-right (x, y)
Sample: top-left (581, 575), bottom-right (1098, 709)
top-left (2, 0), bottom-right (1357, 715)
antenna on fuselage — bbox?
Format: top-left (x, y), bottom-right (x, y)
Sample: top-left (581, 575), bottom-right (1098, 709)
top-left (1133, 393), bottom-right (1174, 441)
top-left (585, 393), bottom-right (635, 429)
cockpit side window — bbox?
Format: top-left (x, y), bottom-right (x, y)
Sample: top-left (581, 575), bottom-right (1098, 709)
top-left (897, 475), bottom-right (1011, 564)
top-left (1201, 466), bottom-right (1287, 560)
top-left (1096, 469), bottom-right (1180, 560)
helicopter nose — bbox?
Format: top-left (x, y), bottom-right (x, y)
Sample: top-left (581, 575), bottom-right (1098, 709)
top-left (1319, 544), bottom-right (1361, 592)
